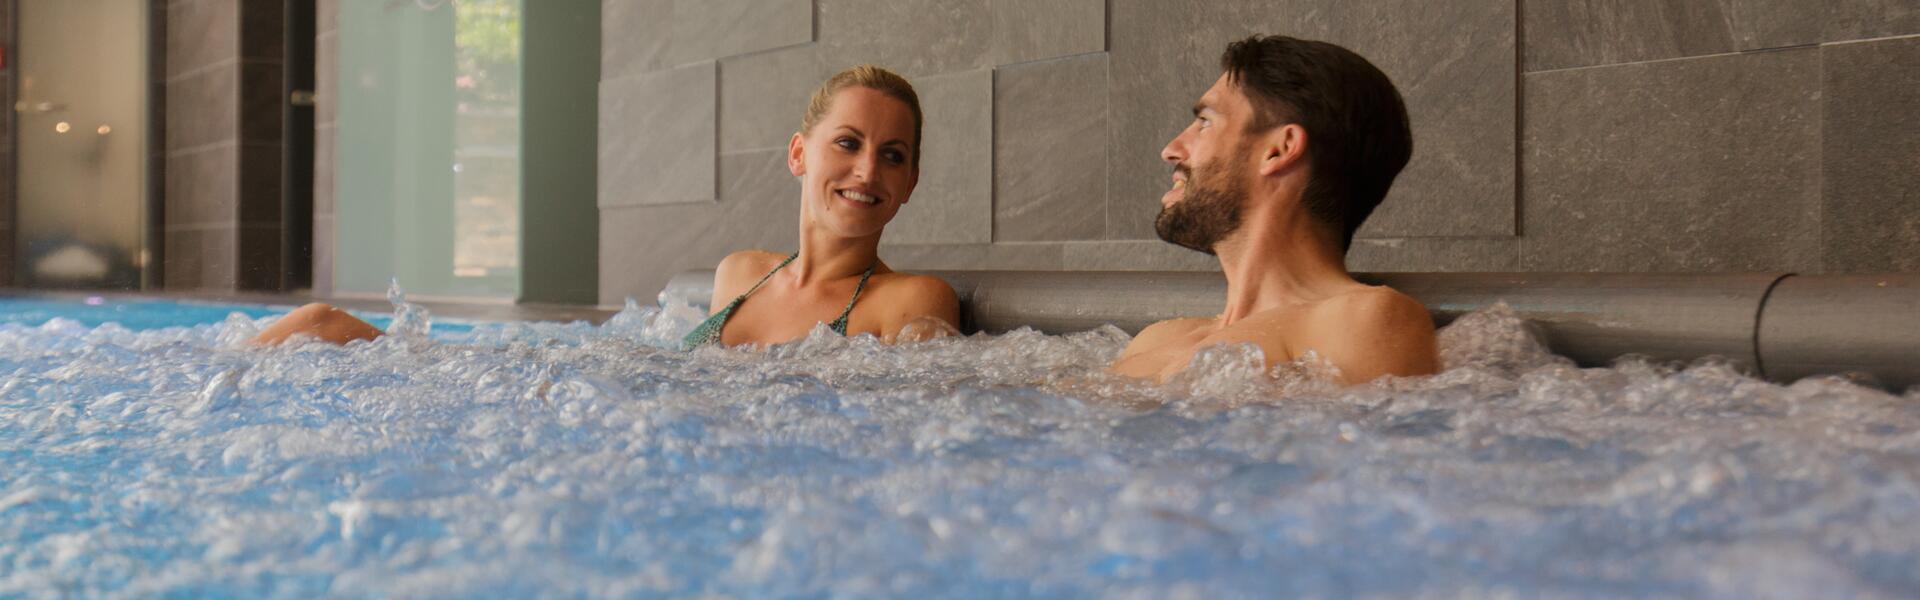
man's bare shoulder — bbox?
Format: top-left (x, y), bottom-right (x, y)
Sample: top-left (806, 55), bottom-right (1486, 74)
top-left (1302, 285), bottom-right (1439, 383)
top-left (1119, 317), bottom-right (1215, 359)
top-left (1314, 285), bottom-right (1431, 326)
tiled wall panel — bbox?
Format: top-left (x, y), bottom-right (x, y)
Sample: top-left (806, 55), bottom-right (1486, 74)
top-left (569, 0), bottom-right (1920, 305)
top-left (1520, 49), bottom-right (1823, 272)
top-left (1821, 36), bottom-right (1920, 273)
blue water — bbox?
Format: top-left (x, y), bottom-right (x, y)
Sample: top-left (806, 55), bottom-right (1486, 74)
top-left (0, 296), bottom-right (1916, 598)
top-left (0, 296), bottom-right (475, 334)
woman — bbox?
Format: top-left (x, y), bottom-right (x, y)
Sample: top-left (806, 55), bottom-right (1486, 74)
top-left (255, 65), bottom-right (959, 347)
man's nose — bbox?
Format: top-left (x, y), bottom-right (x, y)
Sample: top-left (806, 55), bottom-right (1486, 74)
top-left (1161, 133), bottom-right (1187, 165)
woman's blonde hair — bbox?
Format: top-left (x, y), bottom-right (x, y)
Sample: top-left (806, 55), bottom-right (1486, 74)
top-left (801, 65), bottom-right (923, 169)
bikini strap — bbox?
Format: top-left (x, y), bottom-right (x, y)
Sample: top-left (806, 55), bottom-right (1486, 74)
top-left (827, 260), bottom-right (878, 335)
top-left (680, 252), bottom-right (797, 348)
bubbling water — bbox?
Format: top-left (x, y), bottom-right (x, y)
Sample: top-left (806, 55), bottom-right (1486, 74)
top-left (0, 299), bottom-right (1915, 598)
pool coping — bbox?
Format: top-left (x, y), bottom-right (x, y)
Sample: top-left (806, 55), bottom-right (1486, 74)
top-left (0, 289), bottom-right (620, 325)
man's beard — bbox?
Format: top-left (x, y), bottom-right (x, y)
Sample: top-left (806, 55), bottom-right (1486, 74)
top-left (1154, 158), bottom-right (1247, 255)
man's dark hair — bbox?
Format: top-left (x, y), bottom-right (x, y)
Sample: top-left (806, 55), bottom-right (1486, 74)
top-left (1220, 35), bottom-right (1412, 251)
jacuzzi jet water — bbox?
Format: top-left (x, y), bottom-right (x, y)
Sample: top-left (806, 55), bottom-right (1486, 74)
top-left (0, 298), bottom-right (1914, 597)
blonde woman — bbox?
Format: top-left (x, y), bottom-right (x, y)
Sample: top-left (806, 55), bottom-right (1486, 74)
top-left (256, 66), bottom-right (959, 347)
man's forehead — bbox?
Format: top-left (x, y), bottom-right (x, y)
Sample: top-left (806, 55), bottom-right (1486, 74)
top-left (1197, 74), bottom-right (1239, 112)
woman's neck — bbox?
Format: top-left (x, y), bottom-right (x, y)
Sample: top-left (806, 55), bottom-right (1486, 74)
top-left (790, 222), bottom-right (881, 287)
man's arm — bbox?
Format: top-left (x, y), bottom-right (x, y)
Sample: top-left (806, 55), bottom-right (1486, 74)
top-left (1302, 288), bottom-right (1439, 385)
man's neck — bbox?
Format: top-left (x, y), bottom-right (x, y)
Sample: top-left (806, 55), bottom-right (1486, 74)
top-left (1211, 196), bottom-right (1357, 326)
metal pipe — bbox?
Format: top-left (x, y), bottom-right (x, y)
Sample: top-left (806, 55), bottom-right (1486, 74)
top-left (664, 269), bottom-right (1918, 389)
top-left (1758, 274), bottom-right (1920, 390)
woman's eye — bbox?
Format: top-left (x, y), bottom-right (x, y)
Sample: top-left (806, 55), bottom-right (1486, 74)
top-left (836, 138), bottom-right (860, 151)
top-left (883, 150), bottom-right (906, 165)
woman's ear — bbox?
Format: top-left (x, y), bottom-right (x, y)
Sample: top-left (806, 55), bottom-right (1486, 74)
top-left (788, 132), bottom-right (807, 177)
top-left (1259, 124), bottom-right (1308, 177)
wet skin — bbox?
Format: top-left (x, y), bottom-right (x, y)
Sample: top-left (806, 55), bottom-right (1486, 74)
top-left (1109, 75), bottom-right (1439, 385)
top-left (705, 87), bottom-right (959, 347)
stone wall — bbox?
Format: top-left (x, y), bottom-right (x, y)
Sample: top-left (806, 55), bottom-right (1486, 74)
top-left (594, 0), bottom-right (1920, 306)
top-left (162, 0), bottom-right (288, 290)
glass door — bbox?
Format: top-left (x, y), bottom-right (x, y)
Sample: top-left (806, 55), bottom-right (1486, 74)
top-left (335, 0), bottom-right (522, 300)
top-left (14, 0), bottom-right (151, 288)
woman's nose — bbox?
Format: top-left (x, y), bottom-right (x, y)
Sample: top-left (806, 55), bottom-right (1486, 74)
top-left (852, 150), bottom-right (879, 180)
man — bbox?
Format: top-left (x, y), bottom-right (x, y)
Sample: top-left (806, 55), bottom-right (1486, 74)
top-left (1110, 35), bottom-right (1439, 386)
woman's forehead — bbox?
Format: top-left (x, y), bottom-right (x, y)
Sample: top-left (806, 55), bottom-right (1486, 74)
top-left (822, 88), bottom-right (916, 137)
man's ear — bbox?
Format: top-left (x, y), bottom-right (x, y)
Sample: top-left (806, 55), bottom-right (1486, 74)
top-left (787, 132), bottom-right (807, 177)
top-left (1258, 124), bottom-right (1308, 177)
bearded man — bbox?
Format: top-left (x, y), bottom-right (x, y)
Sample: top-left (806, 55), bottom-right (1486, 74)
top-left (1110, 35), bottom-right (1440, 385)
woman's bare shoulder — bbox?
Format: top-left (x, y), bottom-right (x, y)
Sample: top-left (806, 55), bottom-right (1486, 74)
top-left (711, 250), bottom-right (788, 304)
top-left (864, 271), bottom-right (961, 328)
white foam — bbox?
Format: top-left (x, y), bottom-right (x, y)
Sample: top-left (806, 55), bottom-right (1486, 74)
top-left (0, 299), bottom-right (1913, 597)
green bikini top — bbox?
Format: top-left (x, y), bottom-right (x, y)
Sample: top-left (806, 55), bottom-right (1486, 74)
top-left (681, 252), bottom-right (876, 349)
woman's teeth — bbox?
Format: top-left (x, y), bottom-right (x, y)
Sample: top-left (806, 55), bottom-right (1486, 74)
top-left (838, 189), bottom-right (879, 205)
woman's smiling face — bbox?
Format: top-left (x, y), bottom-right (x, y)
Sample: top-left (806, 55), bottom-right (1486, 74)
top-left (789, 86), bottom-right (920, 239)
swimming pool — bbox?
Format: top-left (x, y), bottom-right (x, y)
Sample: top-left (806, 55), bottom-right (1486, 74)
top-left (0, 293), bottom-right (1915, 597)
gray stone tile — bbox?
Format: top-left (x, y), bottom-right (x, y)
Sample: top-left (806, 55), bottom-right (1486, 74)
top-left (316, 32), bottom-right (337, 126)
top-left (1522, 0), bottom-right (1920, 73)
top-left (600, 0), bottom-right (672, 81)
top-left (1525, 0), bottom-right (1767, 72)
top-left (889, 68), bottom-right (992, 245)
top-left (1519, 48), bottom-right (1822, 273)
top-left (167, 0), bottom-right (237, 78)
top-left (1828, 0), bottom-right (1920, 41)
top-left (164, 225), bottom-right (237, 290)
top-left (666, 0), bottom-right (812, 65)
top-left (240, 62), bottom-right (283, 144)
top-left (1107, 0), bottom-right (1517, 240)
top-left (598, 62), bottom-right (716, 207)
top-left (165, 145), bottom-right (237, 227)
top-left (597, 151), bottom-right (801, 304)
top-left (1822, 36), bottom-right (1920, 273)
top-left (879, 242), bottom-right (1067, 271)
top-left (1062, 240), bottom-right (1221, 271)
top-left (719, 45), bottom-right (826, 153)
top-left (717, 149), bottom-right (800, 242)
top-left (238, 225), bottom-right (283, 290)
top-left (817, 0), bottom-right (991, 77)
top-left (1346, 237), bottom-right (1519, 273)
top-left (166, 65), bottom-right (238, 150)
top-left (598, 204), bottom-right (721, 305)
top-left (994, 54), bottom-right (1106, 242)
top-left (239, 0), bottom-right (284, 61)
top-left (312, 214), bottom-right (334, 296)
top-left (991, 0), bottom-right (1105, 65)
top-left (239, 143), bottom-right (283, 225)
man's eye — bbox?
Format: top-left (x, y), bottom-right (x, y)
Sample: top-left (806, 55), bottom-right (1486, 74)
top-left (1198, 117), bottom-right (1211, 129)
